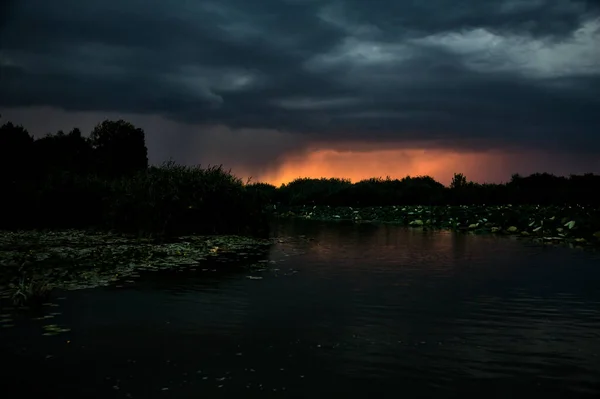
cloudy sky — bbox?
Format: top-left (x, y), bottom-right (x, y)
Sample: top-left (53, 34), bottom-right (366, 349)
top-left (1, 0), bottom-right (599, 185)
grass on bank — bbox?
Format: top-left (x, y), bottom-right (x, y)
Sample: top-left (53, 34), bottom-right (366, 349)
top-left (0, 158), bottom-right (274, 308)
top-left (0, 162), bottom-right (269, 237)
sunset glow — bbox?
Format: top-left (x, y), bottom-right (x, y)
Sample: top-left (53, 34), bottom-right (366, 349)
top-left (255, 147), bottom-right (511, 187)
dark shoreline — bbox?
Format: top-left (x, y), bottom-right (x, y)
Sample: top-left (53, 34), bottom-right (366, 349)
top-left (1, 206), bottom-right (599, 306)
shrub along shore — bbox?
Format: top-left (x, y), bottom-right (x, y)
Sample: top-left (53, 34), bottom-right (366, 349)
top-left (0, 118), bottom-right (269, 237)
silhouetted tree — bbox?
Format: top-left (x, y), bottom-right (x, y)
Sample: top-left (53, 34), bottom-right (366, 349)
top-left (33, 128), bottom-right (94, 175)
top-left (507, 172), bottom-right (569, 204)
top-left (450, 173), bottom-right (468, 190)
top-left (0, 119), bottom-right (34, 181)
top-left (400, 176), bottom-right (446, 205)
top-left (510, 173), bottom-right (522, 184)
top-left (89, 119), bottom-right (148, 177)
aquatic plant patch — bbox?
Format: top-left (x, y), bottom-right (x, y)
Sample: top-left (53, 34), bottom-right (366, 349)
top-left (273, 204), bottom-right (600, 249)
top-left (0, 230), bottom-right (273, 303)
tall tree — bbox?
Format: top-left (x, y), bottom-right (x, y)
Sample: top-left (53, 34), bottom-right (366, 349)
top-left (0, 119), bottom-right (34, 181)
top-left (450, 173), bottom-right (468, 189)
top-left (89, 119), bottom-right (148, 177)
top-left (34, 128), bottom-right (94, 175)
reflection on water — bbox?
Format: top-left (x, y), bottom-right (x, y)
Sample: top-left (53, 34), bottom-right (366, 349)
top-left (2, 219), bottom-right (600, 398)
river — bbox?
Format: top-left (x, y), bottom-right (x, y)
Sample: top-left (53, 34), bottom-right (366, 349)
top-left (2, 219), bottom-right (600, 398)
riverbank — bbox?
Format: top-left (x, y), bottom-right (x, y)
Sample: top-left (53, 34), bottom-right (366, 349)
top-left (273, 204), bottom-right (600, 249)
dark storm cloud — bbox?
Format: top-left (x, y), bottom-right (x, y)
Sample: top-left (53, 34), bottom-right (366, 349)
top-left (1, 0), bottom-right (600, 154)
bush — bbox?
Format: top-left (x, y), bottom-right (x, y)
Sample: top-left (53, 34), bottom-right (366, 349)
top-left (104, 162), bottom-right (268, 236)
top-left (0, 162), bottom-right (268, 237)
top-left (277, 178), bottom-right (352, 205)
top-left (0, 117), bottom-right (268, 237)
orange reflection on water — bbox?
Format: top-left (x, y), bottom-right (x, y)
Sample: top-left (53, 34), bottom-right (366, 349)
top-left (256, 148), bottom-right (509, 186)
top-left (276, 221), bottom-right (516, 277)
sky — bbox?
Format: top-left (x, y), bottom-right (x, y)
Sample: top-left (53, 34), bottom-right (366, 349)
top-left (1, 0), bottom-right (599, 186)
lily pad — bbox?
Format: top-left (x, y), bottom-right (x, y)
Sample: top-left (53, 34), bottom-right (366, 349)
top-left (0, 230), bottom-right (274, 306)
top-left (42, 323), bottom-right (71, 336)
top-left (273, 204), bottom-right (600, 250)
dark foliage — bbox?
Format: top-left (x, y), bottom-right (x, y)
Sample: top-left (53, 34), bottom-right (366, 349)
top-left (34, 128), bottom-right (94, 176)
top-left (89, 120), bottom-right (148, 178)
top-left (1, 115), bottom-right (598, 235)
top-left (264, 172), bottom-right (600, 207)
top-left (0, 117), bottom-right (268, 237)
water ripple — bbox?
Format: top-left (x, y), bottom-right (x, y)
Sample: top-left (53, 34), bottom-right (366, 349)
top-left (3, 220), bottom-right (600, 397)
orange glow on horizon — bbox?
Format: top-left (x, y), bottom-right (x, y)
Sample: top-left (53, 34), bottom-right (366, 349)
top-left (254, 148), bottom-right (511, 187)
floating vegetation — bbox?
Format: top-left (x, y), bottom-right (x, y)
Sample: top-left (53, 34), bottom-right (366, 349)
top-left (41, 323), bottom-right (71, 336)
top-left (275, 204), bottom-right (600, 249)
top-left (0, 230), bottom-right (274, 306)
top-left (2, 274), bottom-right (52, 307)
top-left (34, 315), bottom-right (55, 320)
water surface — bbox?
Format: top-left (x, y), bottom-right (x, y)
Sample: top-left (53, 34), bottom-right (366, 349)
top-left (2, 220), bottom-right (600, 398)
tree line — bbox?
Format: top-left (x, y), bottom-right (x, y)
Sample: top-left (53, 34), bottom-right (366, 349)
top-left (252, 174), bottom-right (600, 249)
top-left (249, 171), bottom-right (600, 207)
top-left (0, 117), bottom-right (148, 181)
top-left (0, 117), bottom-right (267, 236)
top-left (1, 116), bottom-right (599, 236)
